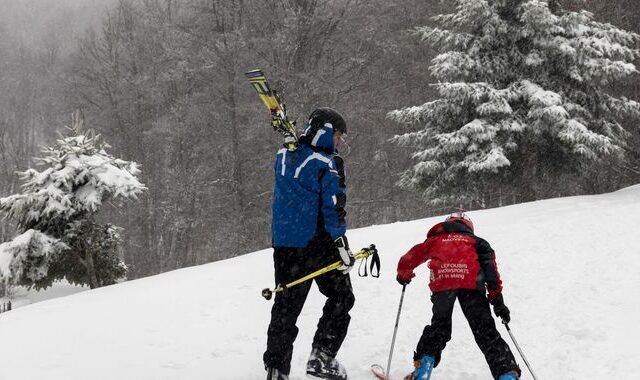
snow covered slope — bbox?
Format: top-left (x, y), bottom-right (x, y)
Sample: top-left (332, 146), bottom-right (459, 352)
top-left (3, 281), bottom-right (86, 309)
top-left (1, 186), bottom-right (640, 380)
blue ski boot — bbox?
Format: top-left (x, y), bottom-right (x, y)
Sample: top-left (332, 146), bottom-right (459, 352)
top-left (412, 355), bottom-right (435, 380)
top-left (498, 371), bottom-right (519, 380)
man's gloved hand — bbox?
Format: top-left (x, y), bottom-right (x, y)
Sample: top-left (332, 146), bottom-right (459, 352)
top-left (335, 235), bottom-right (355, 274)
top-left (396, 270), bottom-right (415, 286)
top-left (490, 294), bottom-right (511, 323)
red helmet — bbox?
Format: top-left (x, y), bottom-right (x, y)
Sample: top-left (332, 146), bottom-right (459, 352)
top-left (445, 211), bottom-right (474, 231)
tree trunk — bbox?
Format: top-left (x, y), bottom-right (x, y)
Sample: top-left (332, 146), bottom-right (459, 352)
top-left (85, 251), bottom-right (99, 289)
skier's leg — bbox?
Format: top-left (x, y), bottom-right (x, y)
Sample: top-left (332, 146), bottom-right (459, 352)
top-left (307, 265), bottom-right (353, 380)
top-left (304, 232), bottom-right (355, 357)
top-left (312, 265), bottom-right (355, 356)
top-left (264, 247), bottom-right (313, 375)
top-left (458, 290), bottom-right (520, 379)
top-left (414, 290), bottom-right (457, 366)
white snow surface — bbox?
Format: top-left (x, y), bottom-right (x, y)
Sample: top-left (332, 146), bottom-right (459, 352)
top-left (3, 281), bottom-right (87, 309)
top-left (2, 186), bottom-right (640, 379)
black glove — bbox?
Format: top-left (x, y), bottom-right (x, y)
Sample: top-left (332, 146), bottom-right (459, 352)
top-left (396, 274), bottom-right (412, 286)
top-left (490, 294), bottom-right (511, 323)
top-left (396, 269), bottom-right (415, 286)
top-left (335, 235), bottom-right (355, 274)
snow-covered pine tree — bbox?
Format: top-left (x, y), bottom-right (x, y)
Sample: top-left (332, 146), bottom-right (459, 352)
top-left (390, 0), bottom-right (640, 205)
top-left (0, 112), bottom-right (146, 289)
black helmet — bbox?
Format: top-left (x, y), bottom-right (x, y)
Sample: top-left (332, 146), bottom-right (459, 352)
top-left (308, 107), bottom-right (347, 135)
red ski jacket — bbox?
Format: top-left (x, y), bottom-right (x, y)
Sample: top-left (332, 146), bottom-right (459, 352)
top-left (397, 221), bottom-right (503, 300)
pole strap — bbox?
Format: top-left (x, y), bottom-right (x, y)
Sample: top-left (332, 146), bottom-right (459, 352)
top-left (358, 247), bottom-right (381, 277)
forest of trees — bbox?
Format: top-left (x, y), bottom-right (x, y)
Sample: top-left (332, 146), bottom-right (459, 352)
top-left (1, 0), bottom-right (638, 280)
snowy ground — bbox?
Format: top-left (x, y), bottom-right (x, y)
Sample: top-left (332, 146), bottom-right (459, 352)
top-left (2, 281), bottom-right (87, 310)
top-left (1, 186), bottom-right (640, 379)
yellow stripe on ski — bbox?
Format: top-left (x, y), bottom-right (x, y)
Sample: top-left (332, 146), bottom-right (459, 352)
top-left (246, 69), bottom-right (298, 151)
top-left (246, 70), bottom-right (283, 114)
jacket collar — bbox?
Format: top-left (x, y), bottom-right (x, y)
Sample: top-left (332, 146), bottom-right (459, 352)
top-left (427, 221), bottom-right (473, 238)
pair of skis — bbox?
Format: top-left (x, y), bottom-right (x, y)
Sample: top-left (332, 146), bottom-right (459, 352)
top-left (245, 69), bottom-right (298, 151)
top-left (371, 364), bottom-right (414, 380)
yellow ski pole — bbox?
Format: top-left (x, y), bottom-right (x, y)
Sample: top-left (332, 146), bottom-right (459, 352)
top-left (261, 244), bottom-right (378, 300)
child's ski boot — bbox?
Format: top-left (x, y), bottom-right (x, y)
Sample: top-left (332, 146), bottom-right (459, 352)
top-left (498, 371), bottom-right (519, 380)
top-left (408, 355), bottom-right (435, 380)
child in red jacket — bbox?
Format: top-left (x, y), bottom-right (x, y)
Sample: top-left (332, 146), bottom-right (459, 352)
top-left (396, 212), bottom-right (520, 380)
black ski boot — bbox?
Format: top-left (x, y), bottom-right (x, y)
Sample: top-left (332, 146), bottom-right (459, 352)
top-left (306, 348), bottom-right (347, 380)
top-left (266, 367), bottom-right (289, 380)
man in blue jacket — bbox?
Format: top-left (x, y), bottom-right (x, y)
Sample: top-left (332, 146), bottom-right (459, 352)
top-left (264, 107), bottom-right (355, 380)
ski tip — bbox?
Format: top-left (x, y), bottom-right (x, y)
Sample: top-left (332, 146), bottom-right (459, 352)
top-left (245, 69), bottom-right (264, 78)
top-left (370, 364), bottom-right (389, 380)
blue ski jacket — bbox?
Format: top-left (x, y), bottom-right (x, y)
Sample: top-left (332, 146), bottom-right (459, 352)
top-left (271, 123), bottom-right (347, 248)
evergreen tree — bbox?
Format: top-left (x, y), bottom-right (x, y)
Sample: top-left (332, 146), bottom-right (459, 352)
top-left (0, 112), bottom-right (146, 289)
top-left (390, 0), bottom-right (640, 205)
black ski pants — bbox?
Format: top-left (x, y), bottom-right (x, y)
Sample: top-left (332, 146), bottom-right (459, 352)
top-left (263, 235), bottom-right (355, 375)
top-left (415, 289), bottom-right (520, 379)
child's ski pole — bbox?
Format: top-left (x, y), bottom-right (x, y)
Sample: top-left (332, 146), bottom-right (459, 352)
top-left (503, 321), bottom-right (539, 380)
top-left (385, 284), bottom-right (407, 378)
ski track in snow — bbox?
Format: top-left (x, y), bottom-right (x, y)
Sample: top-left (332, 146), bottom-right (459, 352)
top-left (1, 186), bottom-right (640, 379)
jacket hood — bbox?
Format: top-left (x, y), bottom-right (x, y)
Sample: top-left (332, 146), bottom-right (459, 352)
top-left (427, 221), bottom-right (473, 238)
top-left (300, 122), bottom-right (336, 153)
